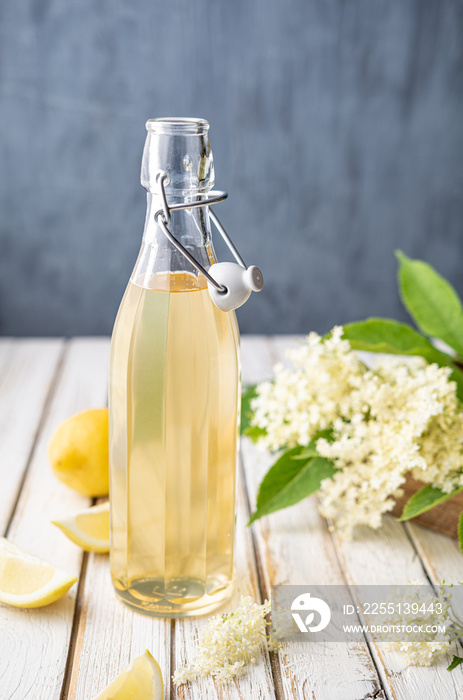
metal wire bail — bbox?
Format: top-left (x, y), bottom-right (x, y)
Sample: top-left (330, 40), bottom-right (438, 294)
top-left (154, 171), bottom-right (248, 294)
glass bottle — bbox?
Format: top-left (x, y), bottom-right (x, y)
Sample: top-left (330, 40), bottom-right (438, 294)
top-left (109, 118), bottom-right (240, 618)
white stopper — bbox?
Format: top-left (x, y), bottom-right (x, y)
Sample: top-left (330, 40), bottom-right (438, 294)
top-left (207, 262), bottom-right (264, 312)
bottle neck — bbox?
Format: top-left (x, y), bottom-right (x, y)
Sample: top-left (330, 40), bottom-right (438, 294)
top-left (133, 118), bottom-right (217, 290)
top-left (141, 118), bottom-right (215, 194)
top-left (132, 193), bottom-right (217, 290)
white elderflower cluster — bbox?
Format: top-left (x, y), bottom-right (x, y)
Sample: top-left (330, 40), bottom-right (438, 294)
top-left (252, 327), bottom-right (366, 452)
top-left (379, 584), bottom-right (453, 666)
top-left (173, 596), bottom-right (275, 685)
top-left (250, 328), bottom-right (463, 538)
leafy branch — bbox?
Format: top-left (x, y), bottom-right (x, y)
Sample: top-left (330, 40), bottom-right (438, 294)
top-left (242, 252), bottom-right (463, 555)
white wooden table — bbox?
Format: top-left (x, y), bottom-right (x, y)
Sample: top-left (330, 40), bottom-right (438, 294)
top-left (1, 336), bottom-right (463, 699)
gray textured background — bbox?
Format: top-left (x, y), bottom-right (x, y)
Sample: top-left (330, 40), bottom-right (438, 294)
top-left (1, 0), bottom-right (462, 336)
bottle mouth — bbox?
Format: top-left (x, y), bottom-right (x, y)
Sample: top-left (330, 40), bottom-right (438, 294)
top-left (145, 118), bottom-right (210, 136)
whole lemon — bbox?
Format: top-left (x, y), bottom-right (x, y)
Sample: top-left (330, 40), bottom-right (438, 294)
top-left (49, 408), bottom-right (109, 497)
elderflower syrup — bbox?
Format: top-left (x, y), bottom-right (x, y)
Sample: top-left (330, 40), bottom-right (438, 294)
top-left (109, 119), bottom-right (241, 617)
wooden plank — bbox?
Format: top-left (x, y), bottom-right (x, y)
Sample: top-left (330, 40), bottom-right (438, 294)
top-left (403, 524), bottom-right (463, 679)
top-left (404, 523), bottom-right (463, 620)
top-left (330, 520), bottom-right (463, 700)
top-left (267, 336), bottom-right (463, 700)
top-left (405, 523), bottom-right (463, 587)
top-left (172, 473), bottom-right (276, 700)
top-left (67, 551), bottom-right (171, 700)
top-left (241, 334), bottom-right (276, 386)
top-left (0, 338), bottom-right (63, 533)
top-left (0, 338), bottom-right (13, 376)
top-left (0, 338), bottom-right (110, 700)
top-left (241, 336), bottom-right (386, 700)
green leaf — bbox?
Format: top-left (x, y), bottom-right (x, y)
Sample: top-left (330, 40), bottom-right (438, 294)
top-left (398, 484), bottom-right (463, 521)
top-left (291, 445), bottom-right (319, 460)
top-left (396, 251), bottom-right (463, 358)
top-left (459, 511), bottom-right (463, 556)
top-left (241, 384), bottom-right (260, 435)
top-left (343, 318), bottom-right (463, 402)
top-left (248, 447), bottom-right (336, 524)
top-left (343, 318), bottom-right (453, 363)
top-left (244, 425), bottom-right (267, 443)
top-left (447, 656), bottom-right (463, 671)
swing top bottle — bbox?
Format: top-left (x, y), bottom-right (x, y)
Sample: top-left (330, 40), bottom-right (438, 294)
top-left (108, 118), bottom-right (240, 617)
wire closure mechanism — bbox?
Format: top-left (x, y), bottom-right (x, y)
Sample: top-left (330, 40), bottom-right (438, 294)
top-left (154, 171), bottom-right (247, 293)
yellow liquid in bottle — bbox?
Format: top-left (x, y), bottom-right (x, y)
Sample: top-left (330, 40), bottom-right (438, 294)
top-left (109, 271), bottom-right (240, 617)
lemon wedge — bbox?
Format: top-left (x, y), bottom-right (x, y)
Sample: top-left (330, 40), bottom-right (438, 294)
top-left (52, 502), bottom-right (110, 553)
top-left (93, 649), bottom-right (164, 700)
top-left (0, 537), bottom-right (78, 608)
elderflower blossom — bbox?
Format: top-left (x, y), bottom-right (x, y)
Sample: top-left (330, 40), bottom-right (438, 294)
top-left (173, 596), bottom-right (276, 685)
top-left (250, 327), bottom-right (463, 538)
top-left (252, 327), bottom-right (366, 452)
top-left (379, 583), bottom-right (453, 666)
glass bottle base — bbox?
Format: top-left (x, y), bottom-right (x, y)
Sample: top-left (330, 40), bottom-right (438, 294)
top-left (112, 575), bottom-right (234, 618)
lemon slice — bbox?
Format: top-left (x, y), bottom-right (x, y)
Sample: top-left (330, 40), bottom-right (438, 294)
top-left (93, 649), bottom-right (164, 700)
top-left (52, 502), bottom-right (110, 553)
top-left (0, 537), bottom-right (78, 608)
